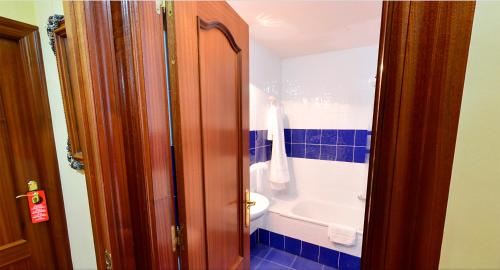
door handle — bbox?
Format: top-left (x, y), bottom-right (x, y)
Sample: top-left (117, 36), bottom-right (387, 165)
top-left (246, 200), bottom-right (256, 207)
top-left (16, 192), bottom-right (41, 204)
top-left (15, 180), bottom-right (41, 204)
top-left (244, 189), bottom-right (255, 227)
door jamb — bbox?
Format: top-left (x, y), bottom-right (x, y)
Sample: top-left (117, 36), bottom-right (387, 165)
top-left (362, 2), bottom-right (475, 269)
top-left (62, 1), bottom-right (476, 269)
top-left (62, 2), bottom-right (178, 269)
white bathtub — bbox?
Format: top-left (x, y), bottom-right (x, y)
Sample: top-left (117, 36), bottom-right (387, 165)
top-left (262, 199), bottom-right (365, 257)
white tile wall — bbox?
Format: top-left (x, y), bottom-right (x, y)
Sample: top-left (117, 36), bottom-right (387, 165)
top-left (249, 39), bottom-right (282, 130)
top-left (275, 46), bottom-right (378, 207)
top-left (281, 46), bottom-right (379, 130)
top-left (249, 41), bottom-right (379, 244)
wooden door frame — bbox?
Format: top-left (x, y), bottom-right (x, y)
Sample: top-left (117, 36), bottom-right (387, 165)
top-left (61, 1), bottom-right (475, 270)
top-left (362, 2), bottom-right (475, 269)
top-left (63, 2), bottom-right (177, 269)
top-left (0, 17), bottom-right (72, 269)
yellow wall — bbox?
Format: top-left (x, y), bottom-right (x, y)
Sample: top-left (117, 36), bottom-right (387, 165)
top-left (440, 1), bottom-right (500, 269)
top-left (0, 1), bottom-right (97, 269)
top-left (0, 1), bottom-right (36, 25)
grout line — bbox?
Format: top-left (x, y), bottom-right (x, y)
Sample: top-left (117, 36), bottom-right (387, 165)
top-left (262, 247), bottom-right (272, 260)
top-left (290, 255), bottom-right (298, 268)
top-left (319, 130), bottom-right (323, 158)
top-left (299, 240), bottom-right (303, 257)
top-left (334, 129), bottom-right (339, 161)
top-left (261, 258), bottom-right (295, 270)
top-left (254, 256), bottom-right (263, 269)
top-left (352, 130), bottom-right (357, 161)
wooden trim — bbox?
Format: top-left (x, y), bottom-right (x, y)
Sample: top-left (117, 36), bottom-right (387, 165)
top-left (362, 2), bottom-right (475, 269)
top-left (53, 23), bottom-right (86, 170)
top-left (63, 2), bottom-right (178, 269)
top-left (111, 1), bottom-right (178, 269)
top-left (63, 2), bottom-right (136, 269)
top-left (198, 18), bottom-right (242, 53)
top-left (0, 240), bottom-right (29, 267)
top-left (166, 2), bottom-right (208, 269)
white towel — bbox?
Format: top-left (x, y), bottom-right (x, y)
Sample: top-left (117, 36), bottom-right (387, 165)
top-left (328, 223), bottom-right (356, 246)
top-left (250, 162), bottom-right (268, 193)
top-left (266, 104), bottom-right (290, 190)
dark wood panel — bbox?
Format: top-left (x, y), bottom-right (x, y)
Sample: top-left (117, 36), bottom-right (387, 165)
top-left (63, 2), bottom-right (178, 269)
top-left (362, 2), bottom-right (475, 269)
top-left (168, 2), bottom-right (250, 269)
top-left (62, 3), bottom-right (136, 269)
top-left (0, 240), bottom-right (30, 267)
top-left (0, 16), bottom-right (72, 270)
top-left (167, 2), bottom-right (208, 269)
top-left (62, 3), bottom-right (111, 269)
top-left (0, 87), bottom-right (23, 249)
top-left (110, 1), bottom-right (178, 269)
top-left (198, 18), bottom-right (242, 269)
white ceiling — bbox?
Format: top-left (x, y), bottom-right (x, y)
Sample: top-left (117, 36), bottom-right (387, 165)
top-left (228, 1), bottom-right (382, 58)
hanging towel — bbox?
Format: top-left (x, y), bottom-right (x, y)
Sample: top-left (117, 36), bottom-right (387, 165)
top-left (250, 162), bottom-right (268, 193)
top-left (266, 104), bottom-right (290, 190)
top-left (328, 223), bottom-right (356, 246)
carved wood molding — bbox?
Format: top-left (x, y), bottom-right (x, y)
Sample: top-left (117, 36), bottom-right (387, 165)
top-left (66, 139), bottom-right (84, 170)
top-left (47, 14), bottom-right (64, 55)
top-left (198, 18), bottom-right (242, 53)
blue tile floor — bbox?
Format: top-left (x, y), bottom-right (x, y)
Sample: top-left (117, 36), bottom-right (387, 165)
top-left (251, 244), bottom-right (338, 270)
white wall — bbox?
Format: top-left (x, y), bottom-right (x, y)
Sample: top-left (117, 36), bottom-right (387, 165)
top-left (277, 46), bottom-right (378, 207)
top-left (0, 1), bottom-right (97, 269)
top-left (249, 38), bottom-right (282, 130)
top-left (439, 2), bottom-right (500, 269)
top-left (281, 46), bottom-right (378, 130)
top-left (34, 2), bottom-right (97, 269)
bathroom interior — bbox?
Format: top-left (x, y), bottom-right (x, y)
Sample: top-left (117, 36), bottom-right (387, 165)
top-left (228, 2), bottom-right (382, 270)
top-left (0, 1), bottom-right (496, 269)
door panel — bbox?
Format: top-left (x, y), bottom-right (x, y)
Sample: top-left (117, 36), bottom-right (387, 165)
top-left (0, 17), bottom-right (72, 270)
top-left (199, 19), bottom-right (243, 269)
top-left (168, 2), bottom-right (249, 269)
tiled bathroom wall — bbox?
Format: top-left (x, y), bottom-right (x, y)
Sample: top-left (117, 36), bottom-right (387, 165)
top-left (249, 40), bottom-right (379, 265)
top-left (249, 129), bottom-right (371, 165)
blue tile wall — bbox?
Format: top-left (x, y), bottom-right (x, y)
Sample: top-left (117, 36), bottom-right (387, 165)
top-left (249, 130), bottom-right (272, 165)
top-left (252, 228), bottom-right (361, 270)
top-left (250, 129), bottom-right (371, 164)
top-left (284, 236), bottom-right (301, 256)
top-left (270, 232), bottom-right (285, 250)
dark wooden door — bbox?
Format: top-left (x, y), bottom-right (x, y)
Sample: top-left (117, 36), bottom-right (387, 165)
top-left (0, 17), bottom-right (72, 270)
top-left (167, 2), bottom-right (250, 269)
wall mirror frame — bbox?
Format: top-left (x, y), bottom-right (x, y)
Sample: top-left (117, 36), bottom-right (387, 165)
top-left (48, 15), bottom-right (85, 170)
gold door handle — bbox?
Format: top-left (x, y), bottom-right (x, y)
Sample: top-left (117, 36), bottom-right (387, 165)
top-left (246, 200), bottom-right (256, 207)
top-left (244, 189), bottom-right (255, 227)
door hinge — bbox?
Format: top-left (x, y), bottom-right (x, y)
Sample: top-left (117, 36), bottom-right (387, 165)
top-left (104, 250), bottom-right (112, 270)
top-left (166, 0), bottom-right (174, 17)
top-left (156, 0), bottom-right (167, 14)
top-left (171, 225), bottom-right (183, 252)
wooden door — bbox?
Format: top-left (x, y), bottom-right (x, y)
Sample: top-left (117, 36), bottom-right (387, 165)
top-left (0, 17), bottom-right (72, 269)
top-left (166, 2), bottom-right (250, 269)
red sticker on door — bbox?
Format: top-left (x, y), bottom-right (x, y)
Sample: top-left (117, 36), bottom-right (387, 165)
top-left (27, 190), bottom-right (49, 223)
